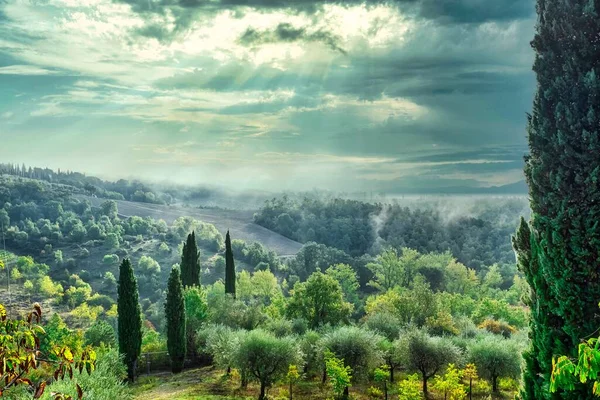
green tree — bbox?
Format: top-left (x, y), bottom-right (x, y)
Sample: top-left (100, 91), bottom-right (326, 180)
top-left (165, 266), bottom-right (186, 373)
top-left (367, 248), bottom-right (406, 291)
top-left (325, 263), bottom-right (360, 305)
top-left (322, 326), bottom-right (383, 384)
top-left (286, 271), bottom-right (352, 329)
top-left (468, 336), bottom-right (521, 393)
top-left (285, 364), bottom-right (301, 400)
top-left (184, 285), bottom-right (208, 360)
top-left (398, 373), bottom-right (423, 400)
top-left (431, 364), bottom-right (466, 400)
top-left (225, 230), bottom-right (236, 298)
top-left (324, 349), bottom-right (352, 400)
top-left (85, 319), bottom-right (116, 347)
top-left (512, 217), bottom-right (556, 400)
top-left (462, 364), bottom-right (478, 400)
top-left (374, 365), bottom-right (390, 400)
top-left (405, 330), bottom-right (461, 397)
top-left (234, 330), bottom-right (301, 400)
top-left (378, 338), bottom-right (405, 383)
top-left (117, 258), bottom-right (142, 382)
top-left (180, 231), bottom-right (200, 288)
top-left (521, 0), bottom-right (600, 398)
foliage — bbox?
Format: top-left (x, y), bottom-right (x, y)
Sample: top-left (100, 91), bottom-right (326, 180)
top-left (404, 329), bottom-right (462, 396)
top-left (550, 334), bottom-right (600, 396)
top-left (234, 330), bottom-right (301, 400)
top-left (325, 264), bottom-right (360, 305)
top-left (254, 196), bottom-right (525, 269)
top-left (397, 374), bottom-right (423, 400)
top-left (165, 266), bottom-right (186, 373)
top-left (117, 259), bottom-right (142, 382)
top-left (225, 231), bottom-right (236, 298)
top-left (478, 319), bottom-right (516, 338)
top-left (462, 363), bottom-right (478, 398)
top-left (184, 286), bottom-right (208, 359)
top-left (0, 303), bottom-right (96, 399)
top-left (40, 348), bottom-right (130, 400)
top-left (180, 232), bottom-right (200, 288)
top-left (431, 364), bottom-right (466, 400)
top-left (286, 272), bottom-right (352, 329)
top-left (322, 326), bottom-right (383, 381)
top-left (85, 320), bottom-right (116, 348)
top-left (467, 335), bottom-right (521, 392)
top-left (519, 0), bottom-right (600, 396)
top-left (324, 350), bottom-right (352, 400)
top-left (367, 248), bottom-right (418, 291)
top-left (285, 364), bottom-right (301, 400)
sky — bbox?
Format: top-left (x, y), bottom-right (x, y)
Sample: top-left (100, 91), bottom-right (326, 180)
top-left (0, 0), bottom-right (536, 194)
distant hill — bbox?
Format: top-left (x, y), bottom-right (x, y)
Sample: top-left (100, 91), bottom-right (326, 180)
top-left (388, 180), bottom-right (528, 195)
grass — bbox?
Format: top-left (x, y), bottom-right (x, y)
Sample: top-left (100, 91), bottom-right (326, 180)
top-left (131, 366), bottom-right (517, 400)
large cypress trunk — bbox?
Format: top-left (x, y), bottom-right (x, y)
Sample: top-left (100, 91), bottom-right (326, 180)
top-left (522, 0), bottom-right (600, 398)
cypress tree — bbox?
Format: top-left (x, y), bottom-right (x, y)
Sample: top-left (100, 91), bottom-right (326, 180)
top-left (522, 0), bottom-right (600, 397)
top-left (117, 258), bottom-right (142, 382)
top-left (180, 231), bottom-right (200, 288)
top-left (225, 230), bottom-right (236, 298)
top-left (165, 265), bottom-right (186, 373)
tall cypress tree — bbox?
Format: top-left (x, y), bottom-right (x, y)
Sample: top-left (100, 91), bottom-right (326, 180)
top-left (225, 230), bottom-right (236, 298)
top-left (522, 0), bottom-right (600, 398)
top-left (165, 265), bottom-right (186, 373)
top-left (180, 231), bottom-right (200, 288)
top-left (117, 258), bottom-right (142, 382)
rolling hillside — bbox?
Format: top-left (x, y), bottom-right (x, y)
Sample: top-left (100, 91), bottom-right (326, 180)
top-left (79, 196), bottom-right (303, 256)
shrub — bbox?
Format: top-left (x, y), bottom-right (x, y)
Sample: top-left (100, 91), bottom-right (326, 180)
top-left (478, 319), bottom-right (516, 338)
top-left (85, 320), bottom-right (117, 347)
top-left (41, 348), bottom-right (131, 400)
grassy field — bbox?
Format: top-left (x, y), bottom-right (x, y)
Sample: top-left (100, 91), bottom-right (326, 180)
top-left (131, 366), bottom-right (517, 400)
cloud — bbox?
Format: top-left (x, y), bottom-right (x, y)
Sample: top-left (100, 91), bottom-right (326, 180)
top-left (0, 0), bottom-right (536, 193)
top-left (238, 22), bottom-right (347, 54)
top-left (0, 65), bottom-right (61, 75)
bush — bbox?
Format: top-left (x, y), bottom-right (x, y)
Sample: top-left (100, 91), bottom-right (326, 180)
top-left (40, 348), bottom-right (131, 400)
top-left (478, 319), bottom-right (516, 338)
top-left (85, 320), bottom-right (117, 347)
top-left (103, 254), bottom-right (119, 265)
top-left (264, 318), bottom-right (293, 338)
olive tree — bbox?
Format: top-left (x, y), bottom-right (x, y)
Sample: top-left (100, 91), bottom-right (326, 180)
top-left (468, 335), bottom-right (521, 392)
top-left (321, 326), bottom-right (383, 398)
top-left (404, 329), bottom-right (462, 397)
top-left (234, 330), bottom-right (301, 400)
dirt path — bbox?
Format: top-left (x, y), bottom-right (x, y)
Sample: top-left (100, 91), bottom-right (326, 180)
top-left (79, 196), bottom-right (303, 256)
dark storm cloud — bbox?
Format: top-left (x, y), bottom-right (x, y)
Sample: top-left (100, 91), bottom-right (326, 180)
top-left (116, 0), bottom-right (533, 21)
top-left (117, 0), bottom-right (534, 42)
top-left (418, 0), bottom-right (533, 24)
top-left (239, 23), bottom-right (347, 54)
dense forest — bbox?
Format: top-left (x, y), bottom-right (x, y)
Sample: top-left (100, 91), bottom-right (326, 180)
top-left (254, 195), bottom-right (528, 271)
